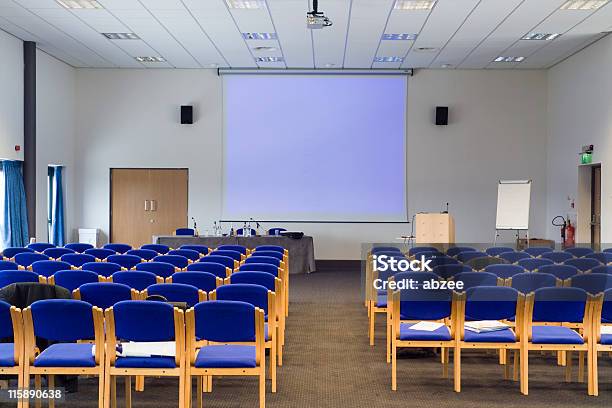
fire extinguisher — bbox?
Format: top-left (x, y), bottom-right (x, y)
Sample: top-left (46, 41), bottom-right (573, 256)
top-left (552, 215), bottom-right (575, 248)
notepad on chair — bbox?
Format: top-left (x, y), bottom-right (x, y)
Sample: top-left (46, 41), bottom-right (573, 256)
top-left (464, 320), bottom-right (509, 333)
top-left (407, 321), bottom-right (445, 332)
top-left (601, 325), bottom-right (612, 335)
top-left (117, 341), bottom-right (176, 357)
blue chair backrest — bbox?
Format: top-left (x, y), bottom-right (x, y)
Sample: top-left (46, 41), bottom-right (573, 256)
top-left (0, 261), bottom-right (18, 271)
top-left (244, 256), bottom-right (280, 267)
top-left (230, 271), bottom-right (276, 291)
top-left (78, 282), bottom-right (133, 309)
top-left (2, 247), bottom-right (34, 259)
top-left (604, 248), bottom-right (612, 254)
top-left (0, 301), bottom-right (13, 339)
top-left (53, 270), bottom-right (99, 292)
top-left (187, 262), bottom-right (229, 278)
top-left (27, 243), bottom-right (55, 252)
top-left (250, 251), bottom-right (283, 261)
top-left (592, 265), bottom-right (612, 275)
top-left (153, 255), bottom-right (189, 269)
top-left (216, 283), bottom-right (269, 315)
top-left (457, 251), bottom-right (488, 263)
top-left (175, 228), bottom-right (195, 236)
top-left (425, 256), bottom-right (459, 269)
top-left (141, 244), bottom-right (170, 254)
top-left (209, 250), bottom-right (242, 261)
top-left (408, 246), bottom-right (439, 257)
top-left (394, 272), bottom-right (452, 320)
top-left (111, 271), bottom-right (158, 291)
top-left (568, 274), bottom-right (612, 295)
top-left (14, 253), bottom-right (49, 267)
top-left (499, 251), bottom-right (531, 263)
top-left (412, 249), bottom-right (443, 258)
top-left (217, 245), bottom-right (247, 255)
top-left (31, 260), bottom-right (71, 278)
top-left (200, 255), bottom-right (235, 269)
top-left (64, 243), bottom-right (94, 253)
top-left (267, 228), bottom-right (286, 236)
top-left (61, 253), bottom-right (96, 267)
top-left (43, 247), bottom-right (75, 259)
top-left (465, 286), bottom-right (519, 320)
top-left (84, 248), bottom-right (116, 260)
top-left (586, 253), bottom-right (612, 265)
top-left (136, 262), bottom-right (176, 279)
top-left (563, 258), bottom-right (602, 272)
top-left (179, 245), bottom-right (209, 255)
top-left (446, 246), bottom-right (476, 257)
top-left (194, 300), bottom-right (255, 342)
top-left (532, 287), bottom-right (587, 323)
top-left (538, 264), bottom-right (580, 280)
top-left (517, 258), bottom-right (554, 272)
top-left (146, 283), bottom-right (200, 307)
top-left (371, 246), bottom-right (402, 255)
top-left (238, 263), bottom-right (280, 277)
top-left (540, 251), bottom-right (574, 263)
top-left (564, 247), bottom-right (595, 258)
top-left (81, 262), bottom-right (122, 278)
top-left (484, 264), bottom-right (525, 279)
top-left (486, 247), bottom-right (515, 257)
top-left (104, 243), bottom-right (132, 254)
top-left (168, 249), bottom-right (201, 262)
top-left (601, 288), bottom-right (612, 323)
top-left (453, 272), bottom-right (498, 289)
top-left (523, 247), bottom-right (553, 257)
top-left (431, 264), bottom-right (472, 279)
top-left (126, 249), bottom-right (158, 261)
top-left (113, 301), bottom-right (175, 341)
top-left (236, 228), bottom-right (256, 236)
top-left (171, 271), bottom-right (218, 292)
top-left (0, 270), bottom-right (39, 287)
top-left (511, 272), bottom-right (557, 294)
top-left (107, 254), bottom-right (142, 270)
top-left (30, 299), bottom-right (94, 341)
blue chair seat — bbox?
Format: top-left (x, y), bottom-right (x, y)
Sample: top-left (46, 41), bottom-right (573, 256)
top-left (0, 343), bottom-right (15, 367)
top-left (115, 356), bottom-right (176, 369)
top-left (531, 326), bottom-right (583, 344)
top-left (195, 345), bottom-right (256, 368)
top-left (376, 294), bottom-right (387, 308)
top-left (34, 343), bottom-right (95, 367)
top-left (464, 328), bottom-right (516, 343)
top-left (601, 334), bottom-right (612, 345)
top-left (399, 323), bottom-right (451, 341)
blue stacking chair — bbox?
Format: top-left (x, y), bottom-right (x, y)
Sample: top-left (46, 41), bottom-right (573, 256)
top-left (567, 274), bottom-right (612, 294)
top-left (175, 228), bottom-right (195, 236)
top-left (540, 251), bottom-right (574, 263)
top-left (522, 287), bottom-right (593, 395)
top-left (517, 258), bottom-right (554, 272)
top-left (523, 247), bottom-right (553, 257)
top-left (604, 248), bottom-right (612, 254)
top-left (486, 246), bottom-right (515, 257)
top-left (168, 271), bottom-right (221, 292)
top-left (210, 250), bottom-right (242, 262)
top-left (427, 256), bottom-right (459, 269)
top-left (238, 263), bottom-right (281, 278)
top-left (244, 256), bottom-right (281, 268)
top-left (27, 243), bottom-right (55, 252)
top-left (455, 286), bottom-right (524, 392)
top-left (43, 247), bottom-right (75, 259)
top-left (484, 264), bottom-right (525, 279)
top-left (592, 265), bottom-right (612, 275)
top-left (371, 246), bottom-right (402, 255)
top-left (255, 245), bottom-right (288, 258)
top-left (31, 260), bottom-right (71, 278)
top-left (64, 243), bottom-right (94, 253)
top-left (23, 299), bottom-right (105, 404)
top-left (390, 271), bottom-right (456, 390)
top-left (168, 249), bottom-right (201, 262)
top-left (61, 253), bottom-right (96, 268)
top-left (141, 244), bottom-right (170, 254)
top-left (564, 247), bottom-right (595, 258)
top-left (456, 251), bottom-right (488, 263)
top-left (408, 246), bottom-right (439, 257)
top-left (81, 262), bottom-right (122, 279)
top-left (0, 270), bottom-right (40, 287)
top-left (499, 251), bottom-right (531, 264)
top-left (104, 301), bottom-right (186, 407)
top-left (49, 270), bottom-right (100, 292)
top-left (188, 262), bottom-right (231, 279)
top-left (432, 264), bottom-right (472, 280)
top-left (563, 258), bottom-right (602, 273)
top-left (447, 246), bottom-right (477, 257)
top-left (179, 245), bottom-right (209, 255)
top-left (104, 243), bottom-right (132, 254)
top-left (154, 255), bottom-right (189, 270)
top-left (510, 272), bottom-right (558, 294)
top-left (593, 288), bottom-right (612, 395)
top-left (143, 283), bottom-right (205, 307)
top-left (268, 228), bottom-right (286, 236)
top-left (14, 253), bottom-right (49, 268)
top-left (0, 300), bottom-right (23, 392)
top-left (126, 249), bottom-right (158, 261)
top-left (453, 272), bottom-right (500, 289)
top-left (250, 250), bottom-right (283, 261)
top-left (74, 282), bottom-right (137, 309)
top-left (185, 300), bottom-right (265, 407)
top-left (136, 262), bottom-right (177, 279)
top-left (201, 255), bottom-right (237, 270)
top-left (111, 271), bottom-right (162, 291)
top-left (2, 247), bottom-right (34, 259)
top-left (218, 245), bottom-right (248, 255)
top-left (236, 228), bottom-right (256, 236)
top-left (0, 260), bottom-right (18, 271)
top-left (539, 264), bottom-right (580, 280)
top-left (85, 248), bottom-right (116, 261)
top-left (107, 254), bottom-right (142, 270)
top-left (412, 249), bottom-right (443, 259)
top-left (586, 252), bottom-right (612, 265)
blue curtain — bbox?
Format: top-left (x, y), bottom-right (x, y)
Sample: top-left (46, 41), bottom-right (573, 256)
top-left (1, 161), bottom-right (29, 247)
top-left (50, 166), bottom-right (65, 246)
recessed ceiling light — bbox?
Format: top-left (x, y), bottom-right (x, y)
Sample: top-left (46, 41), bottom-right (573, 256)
top-left (560, 0), bottom-right (608, 10)
top-left (56, 0), bottom-right (102, 9)
top-left (324, 63), bottom-right (336, 68)
top-left (494, 56), bottom-right (526, 63)
top-left (522, 33), bottom-right (561, 41)
top-left (414, 46), bottom-right (438, 52)
top-left (382, 33), bottom-right (418, 40)
top-left (252, 46), bottom-right (278, 52)
top-left (226, 0), bottom-right (266, 9)
top-left (135, 56), bottom-right (166, 63)
top-left (394, 0), bottom-right (436, 10)
top-left (374, 56), bottom-right (404, 63)
top-left (440, 63), bottom-right (453, 68)
top-left (207, 63), bottom-right (219, 68)
top-left (255, 56), bottom-right (283, 62)
top-left (102, 33), bottom-right (140, 40)
top-left (242, 32), bottom-right (278, 40)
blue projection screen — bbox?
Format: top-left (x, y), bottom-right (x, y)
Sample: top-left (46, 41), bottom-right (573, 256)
top-left (222, 75), bottom-right (407, 222)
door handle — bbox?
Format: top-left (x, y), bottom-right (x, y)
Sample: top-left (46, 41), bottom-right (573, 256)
top-left (144, 200), bottom-right (150, 211)
top-left (151, 200), bottom-right (157, 212)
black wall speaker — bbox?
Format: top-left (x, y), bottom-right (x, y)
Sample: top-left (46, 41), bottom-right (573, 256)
top-left (435, 106), bottom-right (448, 126)
top-left (180, 105), bottom-right (193, 125)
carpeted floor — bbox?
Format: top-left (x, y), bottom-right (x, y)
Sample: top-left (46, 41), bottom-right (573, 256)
top-left (33, 270), bottom-right (612, 407)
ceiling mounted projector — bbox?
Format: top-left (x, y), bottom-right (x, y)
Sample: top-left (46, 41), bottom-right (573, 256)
top-left (307, 0), bottom-right (332, 29)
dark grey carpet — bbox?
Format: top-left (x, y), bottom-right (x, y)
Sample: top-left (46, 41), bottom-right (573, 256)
top-left (34, 270), bottom-right (612, 407)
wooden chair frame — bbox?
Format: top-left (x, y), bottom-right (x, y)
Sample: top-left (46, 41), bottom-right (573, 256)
top-left (241, 259), bottom-right (289, 317)
top-left (0, 307), bottom-right (25, 408)
top-left (591, 293), bottom-right (611, 396)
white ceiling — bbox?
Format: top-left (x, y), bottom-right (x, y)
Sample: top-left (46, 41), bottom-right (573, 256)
top-left (0, 0), bottom-right (610, 69)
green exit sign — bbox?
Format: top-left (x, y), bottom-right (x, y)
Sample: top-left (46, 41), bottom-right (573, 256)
top-left (581, 152), bottom-right (592, 164)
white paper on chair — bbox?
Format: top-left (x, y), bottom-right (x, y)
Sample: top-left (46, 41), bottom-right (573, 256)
top-left (117, 342), bottom-right (176, 357)
top-left (601, 326), bottom-right (612, 335)
top-left (407, 321), bottom-right (444, 332)
top-left (464, 320), bottom-right (509, 333)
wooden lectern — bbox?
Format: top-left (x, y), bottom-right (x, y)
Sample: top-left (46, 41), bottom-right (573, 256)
top-left (415, 213), bottom-right (455, 244)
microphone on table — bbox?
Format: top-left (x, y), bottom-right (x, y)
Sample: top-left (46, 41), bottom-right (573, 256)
top-left (192, 217), bottom-right (197, 230)
top-left (442, 202), bottom-right (449, 214)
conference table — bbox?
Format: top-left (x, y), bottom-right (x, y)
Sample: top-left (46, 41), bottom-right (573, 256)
top-left (153, 235), bottom-right (316, 275)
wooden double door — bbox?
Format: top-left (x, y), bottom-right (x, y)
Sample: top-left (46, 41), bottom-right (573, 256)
top-left (111, 169), bottom-right (188, 248)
